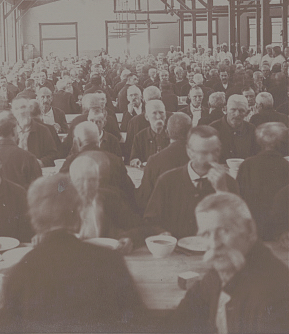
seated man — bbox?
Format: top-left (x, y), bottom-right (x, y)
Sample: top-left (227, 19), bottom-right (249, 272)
top-left (169, 192), bottom-right (289, 334)
top-left (144, 126), bottom-right (239, 239)
top-left (198, 92), bottom-right (225, 125)
top-left (213, 66), bottom-right (233, 94)
top-left (143, 68), bottom-right (159, 88)
top-left (180, 71), bottom-right (196, 96)
top-left (0, 163), bottom-right (32, 242)
top-left (117, 72), bottom-right (139, 113)
top-left (179, 86), bottom-right (209, 127)
top-left (120, 85), bottom-right (144, 132)
top-left (69, 155), bottom-right (142, 252)
top-left (16, 78), bottom-right (37, 100)
top-left (62, 92), bottom-right (120, 157)
top-left (174, 66), bottom-right (188, 96)
top-left (37, 87), bottom-right (68, 134)
top-left (130, 100), bottom-right (170, 166)
top-left (160, 82), bottom-right (178, 112)
top-left (242, 86), bottom-right (258, 122)
top-left (52, 79), bottom-right (79, 114)
top-left (210, 95), bottom-right (256, 163)
top-left (123, 86), bottom-right (159, 163)
top-left (0, 174), bottom-right (146, 332)
top-left (60, 121), bottom-right (135, 207)
top-left (136, 112), bottom-right (191, 214)
top-left (237, 122), bottom-right (288, 240)
top-left (11, 97), bottom-right (58, 167)
top-left (0, 111), bottom-right (42, 189)
top-left (87, 107), bottom-right (121, 157)
top-left (250, 92), bottom-right (288, 127)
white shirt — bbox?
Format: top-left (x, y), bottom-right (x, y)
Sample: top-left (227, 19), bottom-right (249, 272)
top-left (190, 104), bottom-right (202, 127)
top-left (132, 103), bottom-right (143, 116)
top-left (41, 107), bottom-right (55, 126)
top-left (270, 54), bottom-right (286, 70)
top-left (222, 83), bottom-right (228, 90)
top-left (219, 51), bottom-right (233, 65)
top-left (261, 54), bottom-right (273, 66)
top-left (187, 162), bottom-right (208, 187)
top-left (216, 291), bottom-right (231, 334)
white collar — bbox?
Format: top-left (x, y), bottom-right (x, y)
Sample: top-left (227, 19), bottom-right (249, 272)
top-left (190, 104), bottom-right (202, 112)
top-left (99, 131), bottom-right (104, 140)
top-left (187, 162), bottom-right (208, 185)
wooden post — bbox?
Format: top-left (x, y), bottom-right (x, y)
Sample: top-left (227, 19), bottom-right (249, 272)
top-left (228, 0), bottom-right (236, 62)
top-left (256, 0), bottom-right (261, 51)
top-left (207, 0), bottom-right (213, 49)
top-left (261, 0), bottom-right (271, 54)
top-left (236, 0), bottom-right (241, 56)
top-left (191, 0), bottom-right (196, 49)
top-left (282, 0), bottom-right (288, 50)
top-left (179, 13), bottom-right (184, 51)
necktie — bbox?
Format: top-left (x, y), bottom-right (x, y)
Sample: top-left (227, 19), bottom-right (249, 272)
top-left (216, 290), bottom-right (231, 334)
top-left (195, 178), bottom-right (207, 192)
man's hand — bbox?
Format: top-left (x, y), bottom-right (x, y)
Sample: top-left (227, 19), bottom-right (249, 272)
top-left (37, 159), bottom-right (44, 168)
top-left (116, 238), bottom-right (133, 255)
top-left (207, 162), bottom-right (228, 192)
top-left (53, 123), bottom-right (61, 133)
top-left (130, 158), bottom-right (142, 168)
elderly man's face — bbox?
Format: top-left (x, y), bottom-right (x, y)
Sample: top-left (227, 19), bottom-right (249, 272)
top-left (187, 135), bottom-right (220, 173)
top-left (88, 111), bottom-right (106, 134)
top-left (12, 99), bottom-right (31, 129)
top-left (197, 210), bottom-right (250, 273)
top-left (175, 68), bottom-right (184, 81)
top-left (261, 66), bottom-right (270, 78)
top-left (0, 78), bottom-right (7, 87)
top-left (94, 93), bottom-right (106, 109)
top-left (39, 72), bottom-right (46, 85)
top-left (127, 89), bottom-right (141, 106)
top-left (266, 47), bottom-right (273, 56)
top-left (243, 90), bottom-right (255, 107)
top-left (146, 107), bottom-right (166, 133)
top-left (187, 72), bottom-right (195, 84)
top-left (159, 71), bottom-right (169, 83)
top-left (190, 88), bottom-right (203, 108)
top-left (219, 71), bottom-right (229, 84)
top-left (38, 90), bottom-right (53, 112)
top-left (226, 100), bottom-right (247, 128)
top-left (128, 75), bottom-right (138, 86)
top-left (149, 69), bottom-right (157, 80)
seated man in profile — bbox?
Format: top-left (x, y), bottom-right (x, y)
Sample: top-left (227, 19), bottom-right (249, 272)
top-left (144, 126), bottom-right (239, 239)
top-left (168, 192), bottom-right (289, 334)
top-left (130, 100), bottom-right (170, 167)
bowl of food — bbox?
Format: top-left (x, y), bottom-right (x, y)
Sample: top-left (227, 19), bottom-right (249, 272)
top-left (145, 235), bottom-right (177, 258)
top-left (226, 158), bottom-right (244, 170)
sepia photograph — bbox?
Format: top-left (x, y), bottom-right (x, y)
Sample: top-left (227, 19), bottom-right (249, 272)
top-left (0, 0), bottom-right (288, 332)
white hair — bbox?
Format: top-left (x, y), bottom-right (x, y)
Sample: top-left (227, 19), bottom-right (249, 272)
top-left (56, 79), bottom-right (67, 91)
top-left (127, 85), bottom-right (141, 97)
top-left (256, 92), bottom-right (274, 109)
top-left (145, 99), bottom-right (165, 114)
top-left (193, 73), bottom-right (204, 85)
top-left (227, 94), bottom-right (248, 111)
top-left (143, 86), bottom-right (161, 102)
top-left (73, 121), bottom-right (100, 147)
top-left (209, 92), bottom-right (226, 109)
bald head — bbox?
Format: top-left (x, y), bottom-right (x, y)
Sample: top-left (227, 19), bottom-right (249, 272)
top-left (37, 87), bottom-right (53, 113)
top-left (143, 86), bottom-right (161, 103)
top-left (255, 92), bottom-right (274, 112)
top-left (82, 93), bottom-right (106, 113)
top-left (256, 122), bottom-right (288, 152)
top-left (193, 73), bottom-right (204, 85)
top-left (167, 112), bottom-right (191, 141)
top-left (73, 121), bottom-right (100, 150)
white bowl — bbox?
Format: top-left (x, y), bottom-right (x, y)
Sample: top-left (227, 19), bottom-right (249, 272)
top-left (54, 159), bottom-right (66, 169)
top-left (145, 235), bottom-right (177, 258)
top-left (226, 158), bottom-right (244, 170)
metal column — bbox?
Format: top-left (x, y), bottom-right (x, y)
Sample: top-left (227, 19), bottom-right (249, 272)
top-left (256, 0), bottom-right (261, 51)
top-left (261, 0), bottom-right (271, 54)
top-left (282, 0), bottom-right (288, 50)
top-left (191, 0), bottom-right (196, 49)
top-left (228, 0), bottom-right (236, 62)
top-left (207, 0), bottom-right (213, 49)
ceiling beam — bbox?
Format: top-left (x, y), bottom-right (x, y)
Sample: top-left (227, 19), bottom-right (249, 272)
top-left (4, 0), bottom-right (25, 19)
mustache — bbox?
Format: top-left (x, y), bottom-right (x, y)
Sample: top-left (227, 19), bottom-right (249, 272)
top-left (203, 247), bottom-right (246, 271)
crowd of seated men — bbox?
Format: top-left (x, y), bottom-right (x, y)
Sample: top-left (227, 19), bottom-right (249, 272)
top-left (0, 42), bottom-right (288, 332)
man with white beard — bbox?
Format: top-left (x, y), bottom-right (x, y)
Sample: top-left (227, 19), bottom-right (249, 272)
top-left (168, 192), bottom-right (289, 334)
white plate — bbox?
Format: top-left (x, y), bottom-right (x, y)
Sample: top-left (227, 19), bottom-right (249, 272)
top-left (177, 236), bottom-right (207, 252)
top-left (0, 237), bottom-right (20, 252)
top-left (2, 247), bottom-right (33, 265)
top-left (84, 238), bottom-right (119, 250)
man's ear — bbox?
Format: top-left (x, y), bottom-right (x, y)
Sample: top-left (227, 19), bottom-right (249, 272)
top-left (72, 137), bottom-right (81, 152)
top-left (222, 106), bottom-right (227, 114)
top-left (144, 111), bottom-right (149, 121)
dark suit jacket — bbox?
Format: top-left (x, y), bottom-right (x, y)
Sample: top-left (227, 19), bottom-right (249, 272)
top-left (180, 83), bottom-right (192, 96)
top-left (237, 150), bottom-right (289, 240)
top-left (16, 88), bottom-right (37, 100)
top-left (175, 79), bottom-right (188, 96)
top-left (161, 91), bottom-right (178, 112)
top-left (0, 229), bottom-right (146, 332)
top-left (0, 178), bottom-right (32, 242)
top-left (27, 120), bottom-right (58, 167)
top-left (210, 116), bottom-right (256, 164)
top-left (51, 107), bottom-right (69, 133)
top-left (144, 165), bottom-right (239, 239)
top-left (179, 105), bottom-right (209, 124)
top-left (52, 90), bottom-right (79, 114)
top-left (100, 131), bottom-right (122, 157)
top-left (60, 143), bottom-right (136, 207)
top-left (169, 241), bottom-right (289, 333)
top-left (0, 138), bottom-right (42, 189)
top-left (213, 81), bottom-right (233, 94)
top-left (62, 113), bottom-right (121, 157)
top-left (39, 80), bottom-right (54, 92)
top-left (136, 140), bottom-right (189, 214)
top-left (143, 78), bottom-right (159, 88)
top-left (250, 111), bottom-right (288, 127)
top-left (130, 127), bottom-right (170, 163)
top-left (120, 103), bottom-right (146, 132)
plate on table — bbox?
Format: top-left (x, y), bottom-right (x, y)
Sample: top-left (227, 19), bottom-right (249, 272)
top-left (0, 237), bottom-right (20, 252)
top-left (84, 238), bottom-right (119, 250)
top-left (177, 236), bottom-right (207, 252)
top-left (2, 247), bottom-right (33, 265)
